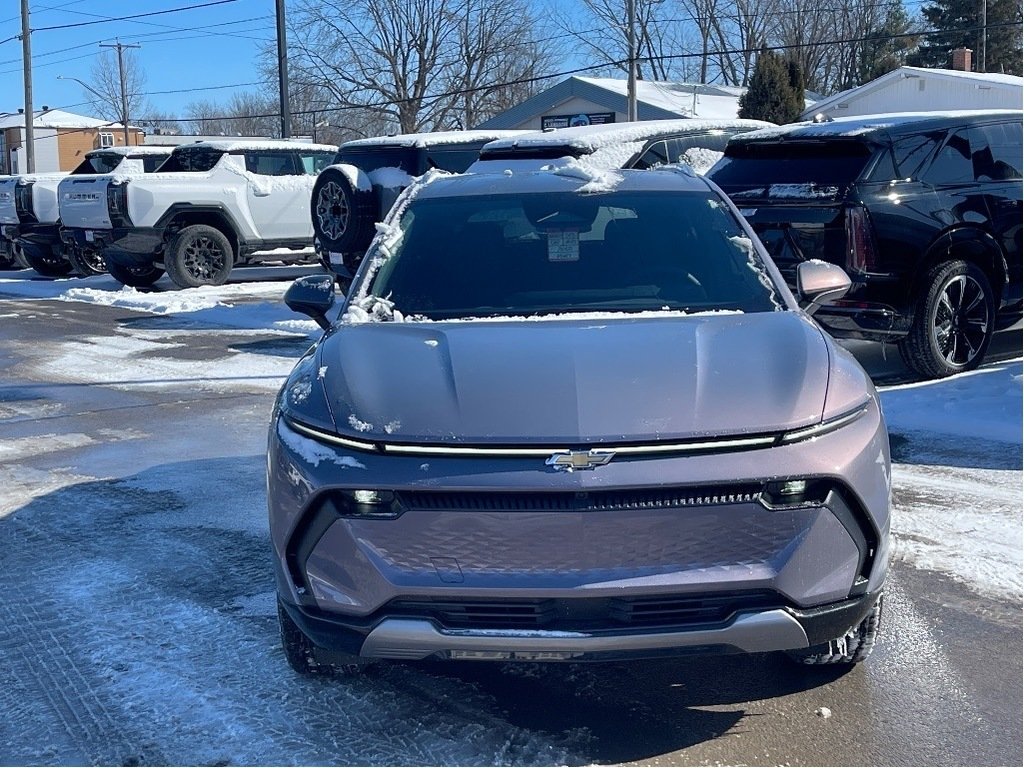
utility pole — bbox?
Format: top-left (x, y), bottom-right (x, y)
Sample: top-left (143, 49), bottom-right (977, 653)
top-left (980, 0), bottom-right (987, 72)
top-left (625, 0), bottom-right (637, 121)
top-left (20, 0), bottom-right (34, 173)
top-left (276, 0), bottom-right (290, 139)
top-left (100, 40), bottom-right (141, 146)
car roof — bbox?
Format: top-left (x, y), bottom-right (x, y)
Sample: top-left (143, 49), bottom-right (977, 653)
top-left (413, 165), bottom-right (714, 201)
top-left (340, 130), bottom-right (527, 150)
top-left (175, 139), bottom-right (338, 152)
top-left (731, 109), bottom-right (1023, 144)
top-left (481, 119), bottom-right (774, 155)
top-left (86, 146), bottom-right (173, 157)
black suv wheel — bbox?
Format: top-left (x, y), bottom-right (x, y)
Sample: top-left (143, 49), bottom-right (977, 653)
top-left (164, 224), bottom-right (234, 288)
top-left (899, 260), bottom-right (995, 379)
top-left (23, 244), bottom-right (74, 277)
top-left (66, 245), bottom-right (107, 277)
top-left (108, 261), bottom-right (163, 288)
top-left (311, 167), bottom-right (376, 255)
top-left (787, 596), bottom-right (883, 666)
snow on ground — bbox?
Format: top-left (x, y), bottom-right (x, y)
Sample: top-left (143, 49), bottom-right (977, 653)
top-left (880, 359), bottom-right (1023, 601)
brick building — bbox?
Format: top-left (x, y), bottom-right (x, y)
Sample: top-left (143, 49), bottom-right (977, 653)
top-left (0, 108), bottom-right (144, 174)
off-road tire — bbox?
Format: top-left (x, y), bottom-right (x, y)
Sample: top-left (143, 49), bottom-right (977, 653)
top-left (66, 245), bottom-right (107, 277)
top-left (277, 598), bottom-right (367, 677)
top-left (311, 166), bottom-right (376, 255)
top-left (164, 224), bottom-right (234, 288)
top-left (23, 244), bottom-right (74, 277)
top-left (107, 260), bottom-right (163, 288)
top-left (899, 260), bottom-right (995, 379)
top-left (787, 596), bottom-right (883, 666)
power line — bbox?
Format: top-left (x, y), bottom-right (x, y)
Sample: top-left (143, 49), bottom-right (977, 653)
top-left (32, 0), bottom-right (241, 32)
top-left (141, 20), bottom-right (1022, 125)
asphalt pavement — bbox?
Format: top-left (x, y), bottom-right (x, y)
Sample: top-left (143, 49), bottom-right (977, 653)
top-left (0, 290), bottom-right (1020, 766)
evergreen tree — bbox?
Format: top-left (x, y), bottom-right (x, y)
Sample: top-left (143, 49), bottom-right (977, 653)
top-left (908, 0), bottom-right (1022, 75)
top-left (856, 4), bottom-right (918, 85)
top-left (738, 49), bottom-right (803, 124)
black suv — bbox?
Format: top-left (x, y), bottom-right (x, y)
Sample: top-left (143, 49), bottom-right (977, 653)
top-left (311, 131), bottom-right (523, 273)
top-left (708, 110), bottom-right (1022, 378)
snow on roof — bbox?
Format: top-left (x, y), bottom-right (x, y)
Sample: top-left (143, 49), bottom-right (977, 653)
top-left (575, 77), bottom-right (755, 120)
top-left (899, 66), bottom-right (1024, 88)
top-left (733, 109), bottom-right (1023, 142)
top-left (484, 118), bottom-right (772, 153)
top-left (0, 109), bottom-right (117, 130)
top-left (174, 139), bottom-right (338, 152)
top-left (341, 130), bottom-right (526, 149)
top-left (87, 145), bottom-right (173, 157)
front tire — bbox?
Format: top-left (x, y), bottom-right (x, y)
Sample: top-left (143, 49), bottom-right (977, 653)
top-left (66, 245), bottom-right (107, 276)
top-left (899, 260), bottom-right (994, 379)
top-left (23, 244), bottom-right (74, 277)
top-left (277, 598), bottom-right (367, 677)
top-left (107, 260), bottom-right (163, 288)
top-left (310, 167), bottom-right (376, 255)
top-left (164, 224), bottom-right (234, 288)
top-left (787, 597), bottom-right (882, 666)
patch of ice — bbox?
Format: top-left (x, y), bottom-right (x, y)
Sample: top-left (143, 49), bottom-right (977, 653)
top-left (383, 420), bottom-right (400, 434)
top-left (348, 415), bottom-right (373, 432)
top-left (0, 433), bottom-right (94, 462)
top-left (317, 366), bottom-right (328, 379)
top-left (288, 379), bottom-right (312, 405)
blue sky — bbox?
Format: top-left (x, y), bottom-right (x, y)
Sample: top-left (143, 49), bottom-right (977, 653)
top-left (0, 0), bottom-right (273, 121)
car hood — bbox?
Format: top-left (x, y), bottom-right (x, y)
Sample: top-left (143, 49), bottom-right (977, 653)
top-left (318, 312), bottom-right (830, 445)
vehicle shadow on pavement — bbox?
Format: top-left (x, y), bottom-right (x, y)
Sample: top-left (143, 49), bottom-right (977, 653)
top-left (417, 655), bottom-right (848, 763)
top-left (888, 431), bottom-right (1022, 471)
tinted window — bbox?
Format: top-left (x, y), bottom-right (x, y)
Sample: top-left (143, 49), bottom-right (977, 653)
top-left (426, 147), bottom-right (484, 173)
top-left (71, 153), bottom-right (121, 174)
top-left (141, 155), bottom-right (168, 173)
top-left (980, 122), bottom-right (1022, 180)
top-left (245, 151), bottom-right (297, 176)
top-left (362, 191), bottom-right (781, 319)
top-left (157, 147), bottom-right (225, 172)
top-left (924, 129), bottom-right (976, 184)
top-left (709, 141), bottom-right (874, 189)
top-left (632, 141), bottom-right (670, 169)
top-left (299, 151), bottom-right (336, 174)
top-left (892, 133), bottom-right (941, 179)
top-left (334, 146), bottom-right (421, 174)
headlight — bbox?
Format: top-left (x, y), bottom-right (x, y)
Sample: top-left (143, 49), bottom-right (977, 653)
top-left (778, 402), bottom-right (869, 445)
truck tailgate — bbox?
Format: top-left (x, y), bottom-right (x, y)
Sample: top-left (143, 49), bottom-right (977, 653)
top-left (59, 176), bottom-right (113, 229)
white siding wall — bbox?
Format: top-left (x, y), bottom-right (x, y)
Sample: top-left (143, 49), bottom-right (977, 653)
top-left (10, 127), bottom-right (60, 172)
top-left (819, 76), bottom-right (1022, 118)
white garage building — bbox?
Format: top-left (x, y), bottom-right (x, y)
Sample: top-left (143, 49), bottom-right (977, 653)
top-left (801, 66), bottom-right (1023, 121)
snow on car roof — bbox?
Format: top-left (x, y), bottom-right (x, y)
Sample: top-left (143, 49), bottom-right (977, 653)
top-left (482, 119), bottom-right (774, 153)
top-left (733, 109), bottom-right (1023, 141)
top-left (86, 146), bottom-right (173, 157)
top-left (341, 130), bottom-right (527, 149)
top-left (175, 139), bottom-right (338, 152)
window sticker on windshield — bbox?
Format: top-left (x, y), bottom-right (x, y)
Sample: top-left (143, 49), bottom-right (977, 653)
top-left (547, 229), bottom-right (579, 262)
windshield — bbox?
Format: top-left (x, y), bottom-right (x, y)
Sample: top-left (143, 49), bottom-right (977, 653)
top-left (71, 153), bottom-right (122, 174)
top-left (709, 141), bottom-right (874, 191)
top-left (360, 190), bottom-right (782, 320)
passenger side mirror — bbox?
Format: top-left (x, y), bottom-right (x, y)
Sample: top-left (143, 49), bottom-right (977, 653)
top-left (285, 274), bottom-right (335, 330)
top-left (797, 261), bottom-right (851, 315)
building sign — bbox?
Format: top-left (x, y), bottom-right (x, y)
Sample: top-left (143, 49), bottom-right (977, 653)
top-left (541, 112), bottom-right (616, 130)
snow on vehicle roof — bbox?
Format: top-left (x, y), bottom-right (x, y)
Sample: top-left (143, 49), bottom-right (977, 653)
top-left (733, 109), bottom-right (1023, 142)
top-left (86, 146), bottom-right (173, 157)
top-left (341, 130), bottom-right (526, 149)
top-left (484, 119), bottom-right (773, 151)
top-left (174, 139), bottom-right (338, 152)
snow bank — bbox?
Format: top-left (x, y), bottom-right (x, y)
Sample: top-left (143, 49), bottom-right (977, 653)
top-left (880, 360), bottom-right (1022, 444)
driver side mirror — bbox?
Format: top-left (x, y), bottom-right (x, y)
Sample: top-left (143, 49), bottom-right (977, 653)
top-left (796, 261), bottom-right (851, 315)
top-left (285, 274), bottom-right (336, 330)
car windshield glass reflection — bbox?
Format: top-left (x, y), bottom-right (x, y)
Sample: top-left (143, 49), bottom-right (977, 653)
top-left (365, 191), bottom-right (782, 320)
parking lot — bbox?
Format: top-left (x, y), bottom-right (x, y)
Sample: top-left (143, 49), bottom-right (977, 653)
top-left (0, 269), bottom-right (1020, 766)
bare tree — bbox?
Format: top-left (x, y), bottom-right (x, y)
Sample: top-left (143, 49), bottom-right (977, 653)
top-left (86, 48), bottom-right (150, 123)
top-left (287, 0), bottom-right (555, 133)
top-left (134, 109), bottom-right (182, 135)
top-left (185, 91), bottom-right (276, 136)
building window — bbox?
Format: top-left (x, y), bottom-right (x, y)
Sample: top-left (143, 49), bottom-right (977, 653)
top-left (99, 132), bottom-right (114, 148)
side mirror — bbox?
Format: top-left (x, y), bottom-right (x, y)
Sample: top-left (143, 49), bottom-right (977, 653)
top-left (797, 260), bottom-right (851, 315)
top-left (285, 274), bottom-right (335, 330)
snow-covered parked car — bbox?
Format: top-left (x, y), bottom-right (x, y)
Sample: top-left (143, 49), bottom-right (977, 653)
top-left (310, 130), bottom-right (524, 274)
top-left (469, 119), bottom-right (774, 177)
top-left (0, 146), bottom-right (174, 278)
top-left (60, 140), bottom-right (337, 288)
top-left (270, 165), bottom-right (890, 675)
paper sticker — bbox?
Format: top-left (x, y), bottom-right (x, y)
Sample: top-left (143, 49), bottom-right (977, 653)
top-left (547, 230), bottom-right (579, 262)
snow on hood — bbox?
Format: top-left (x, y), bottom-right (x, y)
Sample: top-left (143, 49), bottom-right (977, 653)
top-left (549, 158), bottom-right (623, 193)
top-left (318, 311), bottom-right (830, 444)
top-left (181, 139), bottom-right (338, 153)
top-left (734, 110), bottom-right (1023, 142)
top-left (731, 183), bottom-right (842, 199)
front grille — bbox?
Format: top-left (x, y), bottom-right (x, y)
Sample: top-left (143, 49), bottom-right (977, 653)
top-left (384, 592), bottom-right (782, 632)
top-left (400, 485), bottom-right (763, 514)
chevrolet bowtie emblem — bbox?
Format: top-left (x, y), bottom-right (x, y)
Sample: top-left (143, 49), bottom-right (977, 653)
top-left (545, 449), bottom-right (616, 472)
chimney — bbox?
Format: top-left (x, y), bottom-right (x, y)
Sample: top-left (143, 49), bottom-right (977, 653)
top-left (952, 47), bottom-right (973, 72)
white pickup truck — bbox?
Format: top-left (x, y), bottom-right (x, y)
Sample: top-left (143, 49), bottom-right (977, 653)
top-left (62, 139), bottom-right (337, 287)
top-left (0, 146), bottom-right (173, 277)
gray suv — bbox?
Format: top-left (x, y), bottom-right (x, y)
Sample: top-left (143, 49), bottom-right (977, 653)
top-left (270, 166), bottom-right (890, 673)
